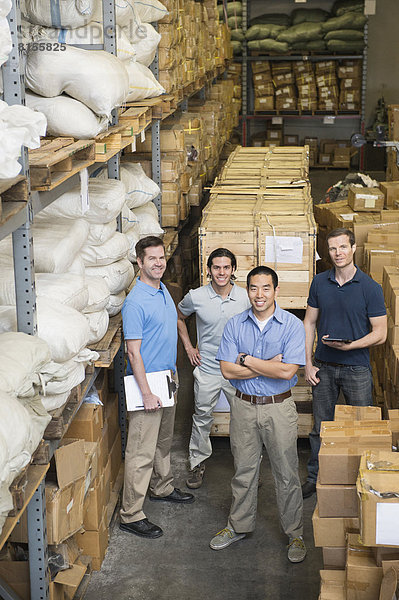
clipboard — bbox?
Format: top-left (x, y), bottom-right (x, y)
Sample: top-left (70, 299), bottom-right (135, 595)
top-left (124, 370), bottom-right (177, 411)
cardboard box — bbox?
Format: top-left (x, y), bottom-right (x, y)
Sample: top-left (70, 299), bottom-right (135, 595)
top-left (83, 474), bottom-right (105, 531)
top-left (317, 478), bottom-right (358, 518)
top-left (319, 570), bottom-right (346, 600)
top-left (49, 439), bottom-right (87, 489)
top-left (334, 405), bottom-right (382, 421)
top-left (379, 181), bottom-right (399, 209)
top-left (53, 563), bottom-right (87, 600)
top-left (254, 96), bottom-right (274, 111)
top-left (46, 477), bottom-right (85, 544)
top-left (319, 445), bottom-right (364, 486)
top-left (103, 455), bottom-right (112, 506)
top-left (66, 403), bottom-right (103, 443)
top-left (84, 440), bottom-right (99, 494)
top-left (75, 509), bottom-right (108, 572)
top-left (348, 186), bottom-right (385, 212)
top-left (104, 392), bottom-right (119, 452)
top-left (313, 504), bottom-right (359, 547)
top-left (346, 533), bottom-right (383, 599)
top-left (322, 547), bottom-right (346, 569)
top-left (109, 429), bottom-right (122, 486)
top-left (320, 420), bottom-right (392, 448)
top-left (357, 450), bottom-right (399, 547)
top-left (97, 420), bottom-right (109, 474)
top-left (283, 134), bottom-right (299, 146)
top-left (388, 409), bottom-right (399, 446)
top-left (373, 546), bottom-right (399, 566)
top-left (319, 153), bottom-right (332, 165)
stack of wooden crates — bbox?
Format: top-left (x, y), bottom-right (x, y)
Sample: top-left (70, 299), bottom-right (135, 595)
top-left (199, 146), bottom-right (317, 437)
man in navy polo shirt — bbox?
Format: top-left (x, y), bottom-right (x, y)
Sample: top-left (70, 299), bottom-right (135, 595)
top-left (209, 266), bottom-right (307, 563)
top-left (119, 236), bottom-right (194, 539)
top-left (301, 228), bottom-right (387, 499)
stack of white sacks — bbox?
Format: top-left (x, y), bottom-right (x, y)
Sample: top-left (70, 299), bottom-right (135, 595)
top-left (22, 0), bottom-right (168, 138)
top-left (0, 0), bottom-right (12, 75)
top-left (0, 332), bottom-right (56, 536)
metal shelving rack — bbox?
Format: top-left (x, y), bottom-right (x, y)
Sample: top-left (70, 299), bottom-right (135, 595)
top-left (238, 0), bottom-right (368, 153)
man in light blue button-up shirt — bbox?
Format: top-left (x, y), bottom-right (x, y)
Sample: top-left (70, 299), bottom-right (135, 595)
top-left (210, 266), bottom-right (307, 564)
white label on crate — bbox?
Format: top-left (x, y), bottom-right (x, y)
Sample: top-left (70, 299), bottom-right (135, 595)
top-left (80, 168), bottom-right (89, 214)
top-left (265, 236), bottom-right (303, 264)
top-left (376, 503), bottom-right (399, 545)
top-left (131, 136), bottom-right (136, 152)
top-left (365, 0), bottom-right (376, 14)
top-left (323, 116), bottom-right (335, 124)
top-left (340, 213), bottom-right (356, 221)
top-left (141, 130), bottom-right (145, 143)
top-left (66, 499), bottom-right (74, 514)
top-left (364, 198), bottom-right (376, 208)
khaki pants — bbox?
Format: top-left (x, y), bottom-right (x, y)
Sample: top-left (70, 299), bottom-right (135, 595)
top-left (227, 394), bottom-right (303, 539)
top-left (189, 368), bottom-right (237, 470)
top-left (120, 403), bottom-right (176, 524)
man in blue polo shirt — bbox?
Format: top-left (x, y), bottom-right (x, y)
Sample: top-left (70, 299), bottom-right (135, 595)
top-left (120, 236), bottom-right (194, 539)
top-left (209, 266), bottom-right (307, 563)
top-left (301, 228), bottom-right (387, 499)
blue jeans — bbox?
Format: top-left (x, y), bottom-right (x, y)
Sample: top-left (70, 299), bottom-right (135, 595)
top-left (307, 360), bottom-right (373, 484)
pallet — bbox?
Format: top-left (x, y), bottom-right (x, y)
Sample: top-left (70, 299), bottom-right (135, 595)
top-left (125, 94), bottom-right (177, 120)
top-left (89, 314), bottom-right (122, 367)
top-left (29, 138), bottom-right (95, 190)
top-left (119, 106), bottom-right (152, 135)
top-left (8, 464), bottom-right (29, 516)
top-left (0, 176), bottom-right (28, 226)
top-left (42, 382), bottom-right (84, 441)
top-left (0, 464), bottom-right (48, 552)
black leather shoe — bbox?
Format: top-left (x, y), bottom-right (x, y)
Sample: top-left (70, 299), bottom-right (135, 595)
top-left (302, 481), bottom-right (316, 499)
top-left (149, 487), bottom-right (195, 504)
top-left (119, 518), bottom-right (163, 538)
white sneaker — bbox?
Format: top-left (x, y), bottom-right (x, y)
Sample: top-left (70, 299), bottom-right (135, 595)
top-left (210, 527), bottom-right (246, 551)
top-left (287, 537), bottom-right (307, 563)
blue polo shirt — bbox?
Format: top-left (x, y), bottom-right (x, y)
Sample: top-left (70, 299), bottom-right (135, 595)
top-left (308, 267), bottom-right (386, 367)
top-left (216, 304), bottom-right (305, 396)
top-left (122, 279), bottom-right (177, 375)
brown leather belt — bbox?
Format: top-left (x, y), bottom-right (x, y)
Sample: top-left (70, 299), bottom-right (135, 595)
top-left (235, 390), bottom-right (291, 405)
top-left (316, 359), bottom-right (348, 368)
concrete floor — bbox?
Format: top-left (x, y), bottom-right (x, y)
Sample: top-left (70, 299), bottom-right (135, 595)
top-left (83, 166), bottom-right (386, 600)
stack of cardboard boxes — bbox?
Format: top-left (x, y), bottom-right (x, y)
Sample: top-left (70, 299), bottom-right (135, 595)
top-left (386, 105), bottom-right (399, 182)
top-left (313, 406), bottom-right (399, 599)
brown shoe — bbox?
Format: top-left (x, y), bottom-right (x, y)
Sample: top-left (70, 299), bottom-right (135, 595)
top-left (186, 463), bottom-right (205, 489)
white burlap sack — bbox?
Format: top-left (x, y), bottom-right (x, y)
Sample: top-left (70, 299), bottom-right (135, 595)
top-left (120, 162), bottom-right (160, 208)
top-left (124, 21), bottom-right (160, 66)
top-left (84, 275), bottom-right (111, 313)
top-left (35, 179), bottom-right (126, 224)
top-left (66, 255), bottom-right (86, 276)
top-left (36, 297), bottom-right (90, 362)
top-left (133, 0), bottom-right (168, 23)
top-left (25, 45), bottom-right (129, 118)
top-left (0, 306), bottom-right (16, 334)
top-left (125, 61), bottom-right (165, 102)
top-left (0, 16), bottom-right (12, 68)
top-left (0, 331), bottom-right (51, 398)
top-left (44, 360), bottom-right (86, 395)
top-left (22, 0), bottom-right (94, 28)
top-left (121, 204), bottom-right (138, 233)
top-left (25, 92), bottom-right (109, 139)
top-left (106, 291), bottom-right (126, 316)
top-left (85, 258), bottom-right (134, 295)
top-left (87, 220), bottom-right (117, 246)
top-left (80, 231), bottom-right (129, 266)
top-left (124, 226), bottom-right (140, 263)
top-left (33, 220), bottom-right (89, 273)
top-left (134, 201), bottom-right (163, 236)
top-left (40, 390), bottom-right (70, 412)
top-left (85, 309), bottom-right (109, 344)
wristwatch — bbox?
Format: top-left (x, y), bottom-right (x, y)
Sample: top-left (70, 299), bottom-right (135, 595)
top-left (239, 353), bottom-right (248, 366)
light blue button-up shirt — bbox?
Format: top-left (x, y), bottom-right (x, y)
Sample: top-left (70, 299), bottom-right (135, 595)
top-left (122, 279), bottom-right (177, 375)
top-left (216, 304), bottom-right (305, 396)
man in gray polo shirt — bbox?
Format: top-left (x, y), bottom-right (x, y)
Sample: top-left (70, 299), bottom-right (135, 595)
top-left (177, 248), bottom-right (250, 488)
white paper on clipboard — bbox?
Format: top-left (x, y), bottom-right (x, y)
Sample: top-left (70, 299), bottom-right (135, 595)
top-left (124, 370), bottom-right (176, 411)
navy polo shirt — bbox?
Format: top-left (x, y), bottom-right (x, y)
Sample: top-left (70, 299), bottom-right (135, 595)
top-left (308, 267), bottom-right (386, 367)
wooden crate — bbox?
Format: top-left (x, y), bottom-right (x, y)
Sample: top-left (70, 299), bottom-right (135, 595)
top-left (0, 176), bottom-right (28, 225)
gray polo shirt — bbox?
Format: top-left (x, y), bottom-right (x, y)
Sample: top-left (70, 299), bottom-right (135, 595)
top-left (178, 283), bottom-right (250, 374)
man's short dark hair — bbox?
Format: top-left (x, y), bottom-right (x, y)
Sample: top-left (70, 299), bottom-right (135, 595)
top-left (207, 247), bottom-right (237, 271)
top-left (135, 236), bottom-right (165, 262)
top-left (246, 266), bottom-right (278, 289)
top-left (326, 228), bottom-right (355, 247)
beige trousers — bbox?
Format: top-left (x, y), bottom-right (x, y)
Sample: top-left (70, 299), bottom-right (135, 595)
top-left (227, 394), bottom-right (303, 540)
top-left (120, 403), bottom-right (176, 524)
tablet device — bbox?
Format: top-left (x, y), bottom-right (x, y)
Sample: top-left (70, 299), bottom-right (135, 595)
top-left (323, 337), bottom-right (352, 344)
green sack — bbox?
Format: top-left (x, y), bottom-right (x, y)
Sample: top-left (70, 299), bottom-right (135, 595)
top-left (231, 28), bottom-right (245, 41)
top-left (249, 13), bottom-right (291, 27)
top-left (324, 28), bottom-right (364, 41)
top-left (290, 40), bottom-right (327, 52)
top-left (217, 2), bottom-right (242, 18)
top-left (333, 0), bottom-right (364, 16)
top-left (291, 8), bottom-right (330, 25)
top-left (322, 12), bottom-right (367, 32)
top-left (277, 22), bottom-right (323, 44)
top-left (246, 24), bottom-right (285, 41)
top-left (326, 39), bottom-right (365, 52)
top-left (227, 15), bottom-right (242, 28)
top-left (231, 40), bottom-right (243, 55)
top-left (247, 39), bottom-right (289, 53)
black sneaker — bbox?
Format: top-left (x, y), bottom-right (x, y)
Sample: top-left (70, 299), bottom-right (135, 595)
top-left (301, 481), bottom-right (316, 499)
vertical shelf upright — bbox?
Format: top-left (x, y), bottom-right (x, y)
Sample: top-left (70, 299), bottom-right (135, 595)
top-left (241, 0), bottom-right (248, 146)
